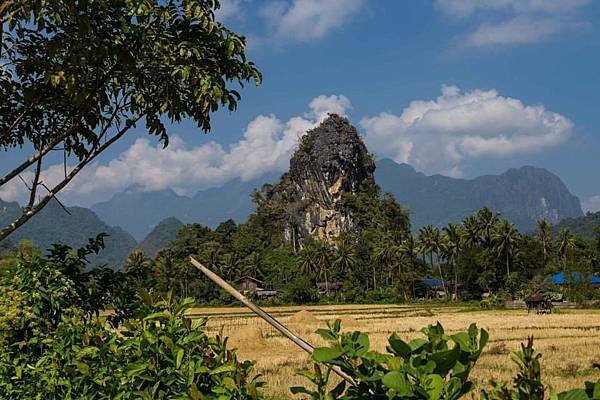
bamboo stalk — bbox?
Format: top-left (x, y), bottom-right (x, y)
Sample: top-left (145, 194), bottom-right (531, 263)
top-left (189, 256), bottom-right (357, 386)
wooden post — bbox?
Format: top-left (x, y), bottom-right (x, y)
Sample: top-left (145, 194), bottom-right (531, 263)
top-left (190, 256), bottom-right (357, 386)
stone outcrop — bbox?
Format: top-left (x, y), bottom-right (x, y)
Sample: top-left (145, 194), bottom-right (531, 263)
top-left (258, 114), bottom-right (377, 245)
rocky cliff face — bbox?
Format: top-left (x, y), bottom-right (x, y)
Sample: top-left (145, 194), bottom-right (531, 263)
top-left (471, 166), bottom-right (583, 227)
top-left (375, 160), bottom-right (583, 232)
top-left (258, 114), bottom-right (377, 244)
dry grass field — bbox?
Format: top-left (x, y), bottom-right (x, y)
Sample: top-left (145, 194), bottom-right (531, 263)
top-left (189, 304), bottom-right (600, 399)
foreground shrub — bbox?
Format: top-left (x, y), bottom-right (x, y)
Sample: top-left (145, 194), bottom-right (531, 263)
top-left (292, 320), bottom-right (488, 399)
top-left (0, 245), bottom-right (263, 399)
top-left (482, 337), bottom-right (600, 400)
top-left (294, 321), bottom-right (600, 400)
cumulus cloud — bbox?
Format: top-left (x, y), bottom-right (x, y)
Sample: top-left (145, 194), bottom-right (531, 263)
top-left (0, 95), bottom-right (351, 206)
top-left (215, 0), bottom-right (244, 21)
top-left (582, 195), bottom-right (600, 213)
top-left (435, 0), bottom-right (591, 47)
top-left (259, 0), bottom-right (364, 43)
top-left (361, 85), bottom-right (572, 176)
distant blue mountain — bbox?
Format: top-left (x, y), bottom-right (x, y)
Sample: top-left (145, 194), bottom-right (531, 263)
top-left (0, 197), bottom-right (137, 268)
top-left (91, 161), bottom-right (583, 240)
top-left (92, 174), bottom-right (279, 241)
top-left (375, 159), bottom-right (583, 231)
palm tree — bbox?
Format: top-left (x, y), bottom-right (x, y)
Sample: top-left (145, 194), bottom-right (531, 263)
top-left (462, 215), bottom-right (482, 248)
top-left (557, 228), bottom-right (576, 268)
top-left (313, 241), bottom-right (332, 292)
top-left (333, 236), bottom-right (358, 275)
top-left (298, 245), bottom-right (318, 278)
top-left (417, 225), bottom-right (445, 295)
top-left (477, 207), bottom-right (500, 246)
top-left (124, 250), bottom-right (150, 279)
top-left (244, 252), bottom-right (264, 280)
top-left (536, 219), bottom-right (552, 266)
top-left (222, 252), bottom-right (242, 281)
top-left (373, 234), bottom-right (400, 288)
top-left (399, 234), bottom-right (417, 271)
top-left (153, 250), bottom-right (178, 295)
top-left (492, 220), bottom-right (520, 279)
top-left (442, 223), bottom-right (462, 300)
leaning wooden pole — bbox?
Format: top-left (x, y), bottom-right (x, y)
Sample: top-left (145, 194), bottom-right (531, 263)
top-left (190, 256), bottom-right (357, 386)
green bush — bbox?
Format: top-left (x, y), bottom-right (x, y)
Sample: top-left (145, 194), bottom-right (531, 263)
top-left (294, 321), bottom-right (600, 400)
top-left (0, 244), bottom-right (263, 399)
top-left (292, 320), bottom-right (488, 399)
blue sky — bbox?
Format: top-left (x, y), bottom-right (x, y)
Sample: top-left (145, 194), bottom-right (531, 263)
top-left (2, 0), bottom-right (600, 210)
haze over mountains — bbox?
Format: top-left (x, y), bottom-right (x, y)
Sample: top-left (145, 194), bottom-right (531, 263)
top-left (0, 158), bottom-right (584, 267)
top-left (92, 159), bottom-right (583, 240)
top-left (0, 198), bottom-right (136, 268)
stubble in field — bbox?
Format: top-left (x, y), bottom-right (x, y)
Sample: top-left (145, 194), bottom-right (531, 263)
top-left (191, 304), bottom-right (600, 399)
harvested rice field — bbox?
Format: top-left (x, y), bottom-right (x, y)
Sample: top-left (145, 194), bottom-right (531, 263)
top-left (188, 304), bottom-right (600, 399)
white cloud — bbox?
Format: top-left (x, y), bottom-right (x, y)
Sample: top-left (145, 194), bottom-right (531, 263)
top-left (435, 0), bottom-right (591, 47)
top-left (0, 95), bottom-right (351, 206)
top-left (464, 16), bottom-right (565, 46)
top-left (361, 85), bottom-right (572, 176)
top-left (215, 0), bottom-right (243, 21)
top-left (582, 195), bottom-right (600, 213)
top-left (436, 0), bottom-right (590, 18)
top-left (260, 0), bottom-right (364, 43)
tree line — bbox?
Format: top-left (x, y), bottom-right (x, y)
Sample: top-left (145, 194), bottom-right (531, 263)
top-left (97, 204), bottom-right (600, 305)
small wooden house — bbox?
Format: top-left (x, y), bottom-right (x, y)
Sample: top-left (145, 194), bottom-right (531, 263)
top-left (235, 276), bottom-right (264, 292)
top-left (316, 281), bottom-right (342, 294)
top-left (234, 276), bottom-right (277, 297)
top-left (525, 293), bottom-right (553, 314)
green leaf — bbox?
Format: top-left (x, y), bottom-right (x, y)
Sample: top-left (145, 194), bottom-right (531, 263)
top-left (388, 334), bottom-right (412, 357)
top-left (424, 374), bottom-right (444, 400)
top-left (451, 332), bottom-right (473, 352)
top-left (176, 348), bottom-right (184, 369)
top-left (430, 347), bottom-right (460, 376)
top-left (313, 346), bottom-right (346, 362)
top-left (558, 389), bottom-right (591, 400)
top-left (382, 371), bottom-right (413, 396)
top-left (211, 363), bottom-right (237, 375)
top-left (316, 328), bottom-right (337, 341)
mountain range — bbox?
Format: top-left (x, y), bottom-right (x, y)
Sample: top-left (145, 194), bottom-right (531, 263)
top-left (0, 159), bottom-right (584, 267)
top-left (0, 198), bottom-right (136, 268)
top-left (92, 159), bottom-right (584, 240)
top-left (374, 160), bottom-right (583, 232)
top-left (91, 175), bottom-right (278, 241)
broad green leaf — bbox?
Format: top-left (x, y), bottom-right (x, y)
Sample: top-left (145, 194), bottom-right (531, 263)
top-left (389, 333), bottom-right (412, 358)
top-left (313, 347), bottom-right (346, 363)
top-left (382, 371), bottom-right (413, 396)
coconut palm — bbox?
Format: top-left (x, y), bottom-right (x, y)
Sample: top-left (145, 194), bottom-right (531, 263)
top-left (477, 207), bottom-right (500, 246)
top-left (462, 215), bottom-right (482, 248)
top-left (373, 234), bottom-right (401, 288)
top-left (557, 228), bottom-right (576, 267)
top-left (333, 235), bottom-right (358, 275)
top-left (492, 220), bottom-right (520, 278)
top-left (222, 252), bottom-right (242, 281)
top-left (313, 241), bottom-right (333, 292)
top-left (297, 244), bottom-right (318, 278)
top-left (536, 219), bottom-right (553, 266)
top-left (244, 252), bottom-right (264, 280)
top-left (442, 223), bottom-right (462, 299)
top-left (124, 250), bottom-right (150, 279)
top-left (417, 225), bottom-right (445, 295)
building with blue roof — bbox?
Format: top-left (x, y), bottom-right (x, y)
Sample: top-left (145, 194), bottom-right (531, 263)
top-left (546, 272), bottom-right (600, 288)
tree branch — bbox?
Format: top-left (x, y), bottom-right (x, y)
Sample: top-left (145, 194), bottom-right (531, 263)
top-left (27, 156), bottom-right (42, 209)
top-left (0, 128), bottom-right (76, 188)
top-left (0, 115), bottom-right (141, 243)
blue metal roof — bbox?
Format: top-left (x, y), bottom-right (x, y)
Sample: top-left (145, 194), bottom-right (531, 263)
top-left (547, 272), bottom-right (600, 285)
top-left (418, 278), bottom-right (445, 288)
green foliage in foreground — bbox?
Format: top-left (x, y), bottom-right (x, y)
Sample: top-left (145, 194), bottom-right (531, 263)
top-left (294, 321), bottom-right (600, 400)
top-left (0, 244), bottom-right (262, 399)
